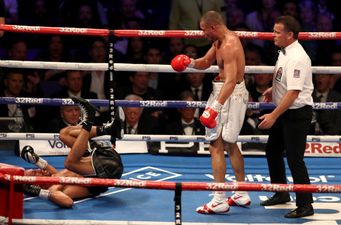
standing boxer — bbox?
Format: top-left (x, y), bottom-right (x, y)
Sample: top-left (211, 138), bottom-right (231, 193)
top-left (171, 10), bottom-right (250, 214)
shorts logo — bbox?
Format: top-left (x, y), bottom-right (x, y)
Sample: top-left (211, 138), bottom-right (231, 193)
top-left (293, 69), bottom-right (300, 78)
top-left (275, 67), bottom-right (282, 82)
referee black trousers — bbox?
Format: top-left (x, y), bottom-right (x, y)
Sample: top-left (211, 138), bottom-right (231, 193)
top-left (265, 105), bottom-right (313, 207)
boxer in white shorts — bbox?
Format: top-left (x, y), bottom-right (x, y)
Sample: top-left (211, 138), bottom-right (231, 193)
top-left (170, 11), bottom-right (251, 214)
top-left (206, 80), bottom-right (248, 143)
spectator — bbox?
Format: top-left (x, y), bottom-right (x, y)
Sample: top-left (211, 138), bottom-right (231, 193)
top-left (226, 7), bottom-right (245, 30)
top-left (299, 0), bottom-right (317, 31)
top-left (59, 0), bottom-right (104, 28)
top-left (61, 2), bottom-right (105, 55)
top-left (35, 35), bottom-right (71, 97)
top-left (281, 0), bottom-right (298, 19)
top-left (140, 0), bottom-right (172, 29)
top-left (298, 0), bottom-right (318, 63)
top-left (37, 35), bottom-right (70, 64)
top-left (144, 44), bottom-right (164, 90)
top-left (249, 72), bottom-right (272, 103)
top-left (117, 71), bottom-right (162, 102)
top-left (20, 0), bottom-right (57, 26)
top-left (144, 43), bottom-right (178, 101)
top-left (183, 44), bottom-right (198, 59)
top-left (54, 70), bottom-right (97, 99)
top-left (110, 0), bottom-right (145, 29)
top-left (45, 105), bottom-right (81, 133)
top-left (3, 0), bottom-right (18, 24)
top-left (168, 44), bottom-right (203, 101)
top-left (241, 71), bottom-right (272, 135)
top-left (6, 39), bottom-right (28, 61)
top-left (163, 38), bottom-right (184, 63)
top-left (169, 0), bottom-right (226, 54)
top-left (245, 0), bottom-right (281, 47)
top-left (47, 70), bottom-right (98, 127)
top-left (116, 71), bottom-right (163, 120)
top-left (224, 0), bottom-right (239, 18)
top-left (181, 72), bottom-right (212, 118)
top-left (122, 94), bottom-right (158, 134)
top-left (83, 38), bottom-right (111, 101)
top-left (331, 46), bottom-right (341, 92)
top-left (76, 3), bottom-right (102, 28)
top-left (310, 74), bottom-right (341, 135)
top-left (123, 37), bottom-right (145, 64)
top-left (244, 43), bottom-right (264, 89)
top-left (316, 12), bottom-right (334, 32)
top-left (164, 91), bottom-right (205, 135)
top-left (315, 12), bottom-right (337, 65)
top-left (115, 17), bottom-right (144, 56)
top-left (0, 71), bottom-right (35, 132)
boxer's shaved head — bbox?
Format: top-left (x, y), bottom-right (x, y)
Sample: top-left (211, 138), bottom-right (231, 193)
top-left (201, 11), bottom-right (225, 26)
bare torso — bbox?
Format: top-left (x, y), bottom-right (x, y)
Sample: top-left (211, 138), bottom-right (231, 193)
top-left (215, 31), bottom-right (245, 83)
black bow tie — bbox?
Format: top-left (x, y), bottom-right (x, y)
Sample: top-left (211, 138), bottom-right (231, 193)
top-left (182, 123), bottom-right (194, 128)
top-left (279, 48), bottom-right (286, 55)
top-left (316, 94), bottom-right (324, 102)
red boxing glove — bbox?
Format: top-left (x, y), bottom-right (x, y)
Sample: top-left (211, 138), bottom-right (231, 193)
top-left (171, 54), bottom-right (193, 72)
top-left (200, 100), bottom-right (223, 128)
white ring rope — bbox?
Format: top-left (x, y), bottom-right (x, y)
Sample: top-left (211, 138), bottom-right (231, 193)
top-left (0, 133), bottom-right (340, 143)
top-left (0, 60), bottom-right (341, 74)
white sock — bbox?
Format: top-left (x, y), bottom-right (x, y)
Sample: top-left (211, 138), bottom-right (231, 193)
top-left (36, 158), bottom-right (48, 170)
top-left (39, 189), bottom-right (50, 199)
top-left (213, 191), bottom-right (226, 203)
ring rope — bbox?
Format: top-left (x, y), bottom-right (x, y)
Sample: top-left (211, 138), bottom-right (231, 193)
top-left (0, 24), bottom-right (340, 40)
top-left (0, 97), bottom-right (340, 110)
top-left (0, 61), bottom-right (340, 74)
top-left (1, 174), bottom-right (341, 193)
top-left (0, 133), bottom-right (340, 143)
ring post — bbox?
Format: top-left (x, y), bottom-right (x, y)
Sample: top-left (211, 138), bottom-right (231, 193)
top-left (174, 182), bottom-right (182, 225)
top-left (0, 163), bottom-right (24, 222)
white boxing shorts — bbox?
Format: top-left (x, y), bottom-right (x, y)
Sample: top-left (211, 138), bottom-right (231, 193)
top-left (205, 80), bottom-right (249, 143)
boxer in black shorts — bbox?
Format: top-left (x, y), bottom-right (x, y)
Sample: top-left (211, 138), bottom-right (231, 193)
top-left (21, 97), bottom-right (124, 207)
top-left (60, 97), bottom-right (124, 181)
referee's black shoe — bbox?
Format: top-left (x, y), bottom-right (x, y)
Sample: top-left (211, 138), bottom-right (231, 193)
top-left (284, 204), bottom-right (314, 218)
top-left (260, 192), bottom-right (290, 206)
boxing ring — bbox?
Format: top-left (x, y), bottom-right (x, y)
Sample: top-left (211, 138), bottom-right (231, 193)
top-left (0, 24), bottom-right (341, 225)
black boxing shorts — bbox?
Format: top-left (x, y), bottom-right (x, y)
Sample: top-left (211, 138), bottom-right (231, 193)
top-left (90, 143), bottom-right (124, 179)
top-left (85, 141), bottom-right (124, 196)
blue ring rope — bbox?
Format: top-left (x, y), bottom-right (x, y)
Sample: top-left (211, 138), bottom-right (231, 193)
top-left (0, 97), bottom-right (340, 110)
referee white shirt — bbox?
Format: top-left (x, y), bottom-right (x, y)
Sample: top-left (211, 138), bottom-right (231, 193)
top-left (272, 40), bottom-right (314, 109)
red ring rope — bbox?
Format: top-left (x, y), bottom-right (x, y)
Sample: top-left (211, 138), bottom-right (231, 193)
top-left (2, 174), bottom-right (341, 193)
top-left (0, 24), bottom-right (340, 40)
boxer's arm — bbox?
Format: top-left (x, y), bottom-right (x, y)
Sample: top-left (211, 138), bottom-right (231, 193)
top-left (191, 45), bottom-right (216, 70)
top-left (215, 45), bottom-right (238, 104)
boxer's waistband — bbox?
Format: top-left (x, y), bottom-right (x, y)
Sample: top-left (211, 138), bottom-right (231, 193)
top-left (213, 76), bottom-right (243, 84)
top-left (212, 80), bottom-right (246, 95)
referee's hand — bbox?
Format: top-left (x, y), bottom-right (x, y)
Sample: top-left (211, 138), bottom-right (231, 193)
top-left (258, 113), bottom-right (276, 129)
top-left (262, 87), bottom-right (273, 102)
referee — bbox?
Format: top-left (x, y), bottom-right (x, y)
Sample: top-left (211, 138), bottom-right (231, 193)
top-left (258, 16), bottom-right (314, 218)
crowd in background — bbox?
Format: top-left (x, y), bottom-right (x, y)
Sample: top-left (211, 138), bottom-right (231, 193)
top-left (0, 0), bottom-right (340, 136)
